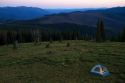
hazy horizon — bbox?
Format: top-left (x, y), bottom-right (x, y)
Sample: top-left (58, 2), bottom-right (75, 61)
top-left (0, 0), bottom-right (125, 9)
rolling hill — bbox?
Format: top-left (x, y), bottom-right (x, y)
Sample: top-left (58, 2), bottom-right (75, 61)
top-left (0, 7), bottom-right (125, 36)
top-left (0, 6), bottom-right (49, 21)
top-left (26, 7), bottom-right (125, 33)
top-left (0, 6), bottom-right (100, 22)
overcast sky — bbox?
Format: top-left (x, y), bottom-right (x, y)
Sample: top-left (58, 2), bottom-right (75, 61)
top-left (0, 0), bottom-right (125, 9)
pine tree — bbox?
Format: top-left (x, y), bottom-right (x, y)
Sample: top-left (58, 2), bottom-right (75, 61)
top-left (121, 28), bottom-right (125, 42)
top-left (45, 43), bottom-right (50, 48)
top-left (66, 42), bottom-right (70, 47)
top-left (13, 40), bottom-right (18, 49)
top-left (96, 19), bottom-right (105, 42)
top-left (59, 34), bottom-right (63, 42)
top-left (33, 29), bottom-right (41, 45)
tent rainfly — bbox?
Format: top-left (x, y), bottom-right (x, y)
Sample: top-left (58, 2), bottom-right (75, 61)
top-left (90, 64), bottom-right (110, 77)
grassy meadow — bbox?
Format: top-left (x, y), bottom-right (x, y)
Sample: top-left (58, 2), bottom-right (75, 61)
top-left (0, 40), bottom-right (125, 83)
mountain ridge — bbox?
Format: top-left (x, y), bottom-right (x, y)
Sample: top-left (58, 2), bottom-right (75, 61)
top-left (27, 7), bottom-right (125, 32)
top-left (0, 6), bottom-right (49, 21)
top-left (0, 6), bottom-right (103, 21)
top-left (0, 6), bottom-right (125, 35)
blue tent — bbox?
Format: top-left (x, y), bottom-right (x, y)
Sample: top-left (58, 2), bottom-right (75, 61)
top-left (90, 64), bottom-right (110, 77)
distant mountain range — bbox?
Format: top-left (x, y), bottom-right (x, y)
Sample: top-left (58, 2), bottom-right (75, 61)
top-left (46, 8), bottom-right (102, 14)
top-left (0, 6), bottom-right (103, 21)
top-left (17, 7), bottom-right (125, 33)
top-left (11, 7), bottom-right (125, 32)
top-left (0, 6), bottom-right (49, 21)
top-left (0, 6), bottom-right (125, 36)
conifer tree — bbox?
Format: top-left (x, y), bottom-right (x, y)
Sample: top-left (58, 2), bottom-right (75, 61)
top-left (96, 19), bottom-right (105, 42)
top-left (121, 28), bottom-right (125, 42)
top-left (33, 29), bottom-right (41, 45)
top-left (13, 40), bottom-right (18, 49)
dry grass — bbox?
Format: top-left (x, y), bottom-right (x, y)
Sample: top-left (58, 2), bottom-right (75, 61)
top-left (0, 40), bottom-right (125, 83)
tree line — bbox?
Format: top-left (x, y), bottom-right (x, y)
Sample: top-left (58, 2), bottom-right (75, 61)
top-left (0, 29), bottom-right (93, 45)
top-left (95, 19), bottom-right (125, 42)
top-left (0, 18), bottom-right (125, 45)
